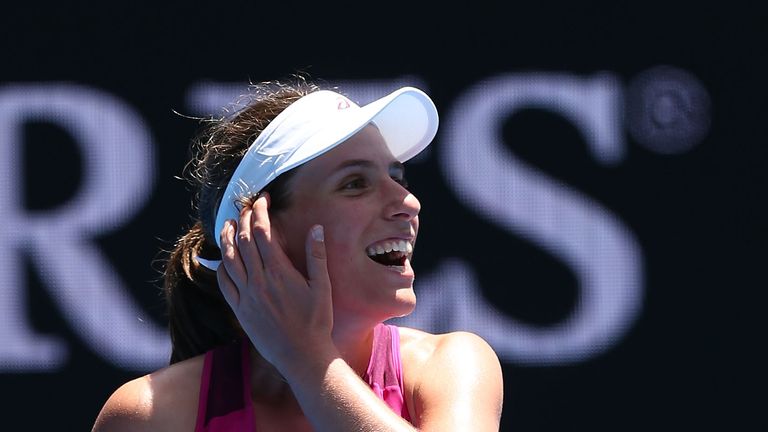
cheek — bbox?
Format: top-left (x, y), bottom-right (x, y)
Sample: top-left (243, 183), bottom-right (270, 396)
top-left (318, 208), bottom-right (361, 242)
top-left (323, 225), bottom-right (364, 273)
top-left (324, 226), bottom-right (360, 261)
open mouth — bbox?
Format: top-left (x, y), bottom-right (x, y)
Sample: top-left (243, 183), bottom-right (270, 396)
top-left (366, 239), bottom-right (413, 267)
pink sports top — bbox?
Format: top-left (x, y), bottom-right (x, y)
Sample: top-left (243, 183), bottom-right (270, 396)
top-left (194, 323), bottom-right (411, 431)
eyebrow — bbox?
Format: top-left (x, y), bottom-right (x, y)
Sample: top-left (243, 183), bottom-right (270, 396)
top-left (332, 159), bottom-right (404, 173)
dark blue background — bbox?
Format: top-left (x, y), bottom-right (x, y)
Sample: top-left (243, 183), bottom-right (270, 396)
top-left (1, 1), bottom-right (765, 430)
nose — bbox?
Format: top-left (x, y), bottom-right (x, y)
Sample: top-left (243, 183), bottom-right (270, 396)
top-left (384, 179), bottom-right (421, 221)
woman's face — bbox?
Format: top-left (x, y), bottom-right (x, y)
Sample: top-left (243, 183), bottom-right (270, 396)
top-left (271, 125), bottom-right (421, 323)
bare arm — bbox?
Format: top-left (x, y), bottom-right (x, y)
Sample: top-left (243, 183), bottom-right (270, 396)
top-left (407, 331), bottom-right (504, 431)
top-left (284, 348), bottom-right (421, 431)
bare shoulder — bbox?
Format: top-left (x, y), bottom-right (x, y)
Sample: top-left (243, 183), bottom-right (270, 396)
top-left (92, 355), bottom-right (205, 432)
top-left (397, 327), bottom-right (504, 429)
top-left (398, 326), bottom-right (501, 371)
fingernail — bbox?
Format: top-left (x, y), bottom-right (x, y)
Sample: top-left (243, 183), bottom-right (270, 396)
top-left (311, 225), bottom-right (324, 242)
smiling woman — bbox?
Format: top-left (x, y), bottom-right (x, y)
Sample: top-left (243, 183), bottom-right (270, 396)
top-left (91, 75), bottom-right (504, 432)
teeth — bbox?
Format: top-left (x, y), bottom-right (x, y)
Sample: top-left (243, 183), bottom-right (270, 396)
top-left (366, 240), bottom-right (413, 257)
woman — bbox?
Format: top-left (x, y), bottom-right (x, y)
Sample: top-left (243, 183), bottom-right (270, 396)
top-left (92, 77), bottom-right (504, 431)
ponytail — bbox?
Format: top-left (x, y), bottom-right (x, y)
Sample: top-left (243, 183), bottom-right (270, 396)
top-left (163, 221), bottom-right (241, 364)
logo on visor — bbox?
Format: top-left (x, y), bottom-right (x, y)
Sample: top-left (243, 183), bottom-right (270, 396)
top-left (336, 97), bottom-right (351, 110)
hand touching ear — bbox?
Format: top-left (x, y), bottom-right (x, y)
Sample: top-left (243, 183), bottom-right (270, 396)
top-left (216, 193), bottom-right (334, 372)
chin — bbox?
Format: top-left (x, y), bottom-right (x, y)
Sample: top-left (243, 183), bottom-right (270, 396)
top-left (390, 288), bottom-right (417, 318)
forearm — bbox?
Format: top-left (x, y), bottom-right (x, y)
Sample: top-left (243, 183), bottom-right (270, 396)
top-left (284, 348), bottom-right (418, 432)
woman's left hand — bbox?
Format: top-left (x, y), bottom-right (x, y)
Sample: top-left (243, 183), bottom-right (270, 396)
top-left (215, 193), bottom-right (334, 374)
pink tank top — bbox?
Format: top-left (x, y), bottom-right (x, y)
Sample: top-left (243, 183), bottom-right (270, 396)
top-left (194, 323), bottom-right (410, 431)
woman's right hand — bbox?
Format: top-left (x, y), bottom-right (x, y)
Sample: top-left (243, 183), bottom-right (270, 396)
top-left (215, 193), bottom-right (335, 375)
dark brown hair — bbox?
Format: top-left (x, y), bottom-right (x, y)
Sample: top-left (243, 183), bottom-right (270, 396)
top-left (163, 77), bottom-right (320, 364)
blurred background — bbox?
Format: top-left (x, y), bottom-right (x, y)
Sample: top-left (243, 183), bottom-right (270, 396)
top-left (1, 1), bottom-right (765, 430)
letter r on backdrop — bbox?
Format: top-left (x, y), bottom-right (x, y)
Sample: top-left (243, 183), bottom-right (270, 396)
top-left (0, 84), bottom-right (169, 371)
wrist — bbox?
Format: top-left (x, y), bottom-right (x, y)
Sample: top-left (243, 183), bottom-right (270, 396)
top-left (275, 339), bottom-right (340, 384)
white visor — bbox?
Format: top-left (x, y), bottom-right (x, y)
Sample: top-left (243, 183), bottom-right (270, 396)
top-left (199, 86), bottom-right (439, 270)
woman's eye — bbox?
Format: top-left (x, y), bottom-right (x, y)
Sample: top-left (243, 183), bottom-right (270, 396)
top-left (343, 178), bottom-right (368, 190)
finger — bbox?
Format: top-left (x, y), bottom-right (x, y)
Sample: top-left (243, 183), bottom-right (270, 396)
top-left (305, 225), bottom-right (331, 291)
top-left (216, 253), bottom-right (240, 308)
top-left (251, 192), bottom-right (293, 269)
top-left (220, 219), bottom-right (248, 289)
top-left (236, 203), bottom-right (265, 278)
